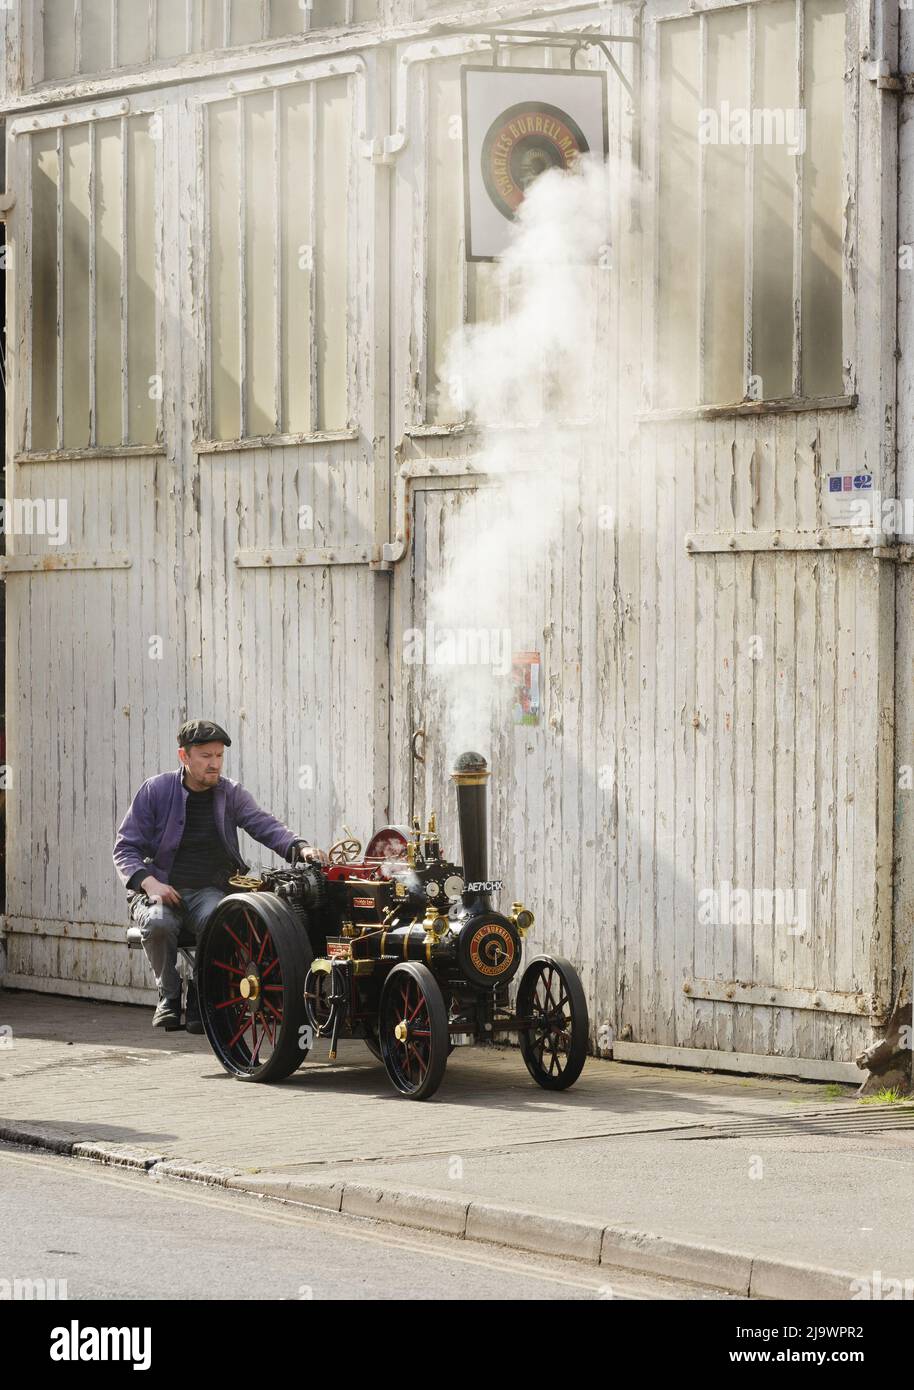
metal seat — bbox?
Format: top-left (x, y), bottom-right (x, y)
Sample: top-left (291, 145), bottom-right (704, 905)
top-left (126, 924), bottom-right (196, 950)
top-left (126, 922), bottom-right (197, 977)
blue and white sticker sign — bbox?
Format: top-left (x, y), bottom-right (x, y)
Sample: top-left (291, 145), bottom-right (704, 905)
top-left (461, 66), bottom-right (608, 261)
top-left (823, 472), bottom-right (874, 526)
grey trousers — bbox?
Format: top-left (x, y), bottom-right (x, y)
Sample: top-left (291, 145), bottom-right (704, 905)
top-left (129, 886), bottom-right (226, 1000)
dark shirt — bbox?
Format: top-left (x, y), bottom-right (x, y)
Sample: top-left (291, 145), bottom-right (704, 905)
top-left (168, 786), bottom-right (236, 890)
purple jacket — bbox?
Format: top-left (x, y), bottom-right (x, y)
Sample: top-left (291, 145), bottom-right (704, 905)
top-left (113, 768), bottom-right (308, 891)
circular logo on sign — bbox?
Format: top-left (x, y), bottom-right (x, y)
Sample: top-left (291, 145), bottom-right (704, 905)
top-left (481, 101), bottom-right (590, 221)
top-left (468, 922), bottom-right (516, 978)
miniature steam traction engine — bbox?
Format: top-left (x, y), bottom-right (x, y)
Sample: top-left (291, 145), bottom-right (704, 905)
top-left (195, 753), bottom-right (588, 1100)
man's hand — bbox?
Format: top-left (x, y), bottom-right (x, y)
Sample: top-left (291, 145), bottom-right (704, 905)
top-left (141, 876), bottom-right (182, 907)
top-left (297, 844), bottom-right (329, 867)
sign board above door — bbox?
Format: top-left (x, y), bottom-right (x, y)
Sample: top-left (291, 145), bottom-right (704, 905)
top-left (461, 65), bottom-right (609, 261)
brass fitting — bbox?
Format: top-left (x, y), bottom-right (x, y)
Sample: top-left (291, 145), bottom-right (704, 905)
top-left (510, 902), bottom-right (535, 937)
top-left (422, 906), bottom-right (448, 945)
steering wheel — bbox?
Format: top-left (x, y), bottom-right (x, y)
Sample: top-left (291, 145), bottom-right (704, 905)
top-left (328, 827), bottom-right (362, 865)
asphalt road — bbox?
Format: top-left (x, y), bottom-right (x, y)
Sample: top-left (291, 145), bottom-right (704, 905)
top-left (1, 1143), bottom-right (733, 1301)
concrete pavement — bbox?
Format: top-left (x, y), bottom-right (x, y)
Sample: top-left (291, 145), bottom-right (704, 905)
top-left (2, 989), bottom-right (912, 1298)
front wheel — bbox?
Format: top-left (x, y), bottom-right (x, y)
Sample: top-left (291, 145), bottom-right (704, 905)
top-left (196, 892), bottom-right (310, 1083)
top-left (378, 963), bottom-right (449, 1100)
top-left (517, 955), bottom-right (589, 1091)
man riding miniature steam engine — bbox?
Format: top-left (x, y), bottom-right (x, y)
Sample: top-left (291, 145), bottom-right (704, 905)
top-left (112, 719), bottom-right (326, 1033)
top-left (188, 749), bottom-right (589, 1101)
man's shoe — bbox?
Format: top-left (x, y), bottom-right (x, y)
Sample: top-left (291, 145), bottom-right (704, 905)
top-left (152, 994), bottom-right (182, 1030)
top-left (184, 982), bottom-right (204, 1035)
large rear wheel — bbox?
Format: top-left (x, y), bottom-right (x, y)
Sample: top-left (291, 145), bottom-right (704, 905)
top-left (517, 955), bottom-right (588, 1091)
top-left (196, 892), bottom-right (311, 1083)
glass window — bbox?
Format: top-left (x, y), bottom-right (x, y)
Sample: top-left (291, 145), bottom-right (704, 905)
top-left (29, 115), bottom-right (159, 451)
top-left (206, 77), bottom-right (351, 440)
top-left (656, 0), bottom-right (847, 407)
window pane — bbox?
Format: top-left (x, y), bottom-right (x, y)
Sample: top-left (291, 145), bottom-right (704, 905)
top-left (62, 127), bottom-right (91, 448)
top-left (31, 133), bottom-right (60, 451)
top-left (127, 117), bottom-right (157, 444)
top-left (703, 9), bottom-right (747, 405)
top-left (309, 0), bottom-right (347, 25)
top-left (281, 86), bottom-right (313, 433)
top-left (752, 0), bottom-right (796, 400)
top-left (80, 0), bottom-right (113, 73)
top-left (657, 17), bottom-right (701, 407)
top-left (42, 0), bottom-right (77, 81)
top-left (209, 101), bottom-right (242, 440)
top-left (314, 76), bottom-right (349, 430)
top-left (270, 0), bottom-right (307, 38)
top-left (801, 0), bottom-right (844, 397)
top-left (352, 0), bottom-right (378, 20)
top-left (231, 0), bottom-right (265, 45)
top-left (156, 0), bottom-right (189, 60)
top-left (244, 94), bottom-right (278, 437)
top-left (117, 0), bottom-right (150, 66)
top-left (96, 119), bottom-right (123, 446)
top-left (200, 0), bottom-right (227, 49)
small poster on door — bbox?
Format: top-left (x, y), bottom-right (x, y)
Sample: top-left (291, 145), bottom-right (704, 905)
top-left (512, 651), bottom-right (541, 727)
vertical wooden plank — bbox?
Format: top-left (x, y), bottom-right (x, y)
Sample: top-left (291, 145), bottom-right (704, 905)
top-left (772, 415), bottom-right (797, 1058)
top-left (691, 424), bottom-right (716, 1048)
top-left (673, 420), bottom-right (697, 1047)
top-left (712, 420), bottom-right (736, 1052)
top-left (731, 421), bottom-right (755, 1053)
top-left (654, 419), bottom-right (677, 1043)
top-left (616, 410), bottom-right (642, 1043)
top-left (638, 422), bottom-right (657, 1039)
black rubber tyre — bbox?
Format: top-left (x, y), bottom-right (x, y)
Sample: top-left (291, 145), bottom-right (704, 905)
top-left (378, 963), bottom-right (449, 1100)
top-left (517, 954), bottom-right (589, 1091)
top-left (196, 892), bottom-right (311, 1083)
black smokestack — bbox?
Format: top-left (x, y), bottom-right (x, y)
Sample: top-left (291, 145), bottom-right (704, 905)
top-left (451, 751), bottom-right (490, 885)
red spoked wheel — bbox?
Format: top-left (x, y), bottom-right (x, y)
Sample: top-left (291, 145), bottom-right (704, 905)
top-left (378, 963), bottom-right (449, 1100)
top-left (196, 892), bottom-right (311, 1083)
top-left (517, 955), bottom-right (589, 1091)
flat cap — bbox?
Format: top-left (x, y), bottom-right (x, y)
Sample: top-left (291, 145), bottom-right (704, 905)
top-left (177, 718), bottom-right (232, 748)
